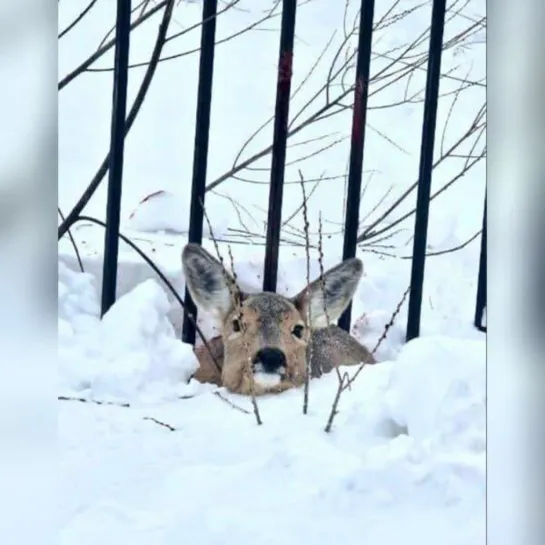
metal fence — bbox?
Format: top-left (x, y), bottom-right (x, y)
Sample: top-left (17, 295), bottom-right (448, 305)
top-left (58, 0), bottom-right (486, 343)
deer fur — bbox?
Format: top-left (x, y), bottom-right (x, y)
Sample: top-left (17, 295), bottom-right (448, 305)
top-left (182, 243), bottom-right (375, 395)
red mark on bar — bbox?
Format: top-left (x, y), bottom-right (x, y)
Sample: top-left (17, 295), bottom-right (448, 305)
top-left (351, 76), bottom-right (365, 144)
top-left (279, 50), bottom-right (293, 85)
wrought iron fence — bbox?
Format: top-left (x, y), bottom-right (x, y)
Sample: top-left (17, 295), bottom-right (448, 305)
top-left (58, 0), bottom-right (486, 343)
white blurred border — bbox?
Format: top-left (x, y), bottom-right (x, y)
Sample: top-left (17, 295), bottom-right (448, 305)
top-left (488, 0), bottom-right (545, 543)
top-left (0, 1), bottom-right (57, 544)
top-left (1, 0), bottom-right (544, 542)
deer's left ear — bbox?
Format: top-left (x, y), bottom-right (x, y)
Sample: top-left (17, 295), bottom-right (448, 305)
top-left (182, 243), bottom-right (238, 319)
top-left (291, 258), bottom-right (363, 328)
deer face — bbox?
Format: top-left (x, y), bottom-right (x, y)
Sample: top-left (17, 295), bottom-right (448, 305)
top-left (182, 243), bottom-right (363, 395)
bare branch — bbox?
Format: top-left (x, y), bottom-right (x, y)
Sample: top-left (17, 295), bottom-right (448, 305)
top-left (59, 0), bottom-right (100, 40)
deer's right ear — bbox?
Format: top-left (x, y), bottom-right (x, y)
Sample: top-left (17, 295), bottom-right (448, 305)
top-left (181, 243), bottom-right (236, 318)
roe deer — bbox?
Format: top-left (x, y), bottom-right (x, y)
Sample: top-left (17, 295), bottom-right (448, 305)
top-left (182, 243), bottom-right (375, 395)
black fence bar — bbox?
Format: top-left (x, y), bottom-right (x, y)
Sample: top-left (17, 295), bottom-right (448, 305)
top-left (405, 0), bottom-right (447, 341)
top-left (338, 0), bottom-right (376, 333)
top-left (182, 0), bottom-right (219, 345)
top-left (474, 197), bottom-right (487, 332)
top-left (262, 0), bottom-right (297, 293)
top-left (100, 0), bottom-right (132, 317)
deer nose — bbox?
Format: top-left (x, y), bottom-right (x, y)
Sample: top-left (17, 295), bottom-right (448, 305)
top-left (253, 347), bottom-right (286, 373)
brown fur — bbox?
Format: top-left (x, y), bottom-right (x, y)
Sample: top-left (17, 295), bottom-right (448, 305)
top-left (183, 243), bottom-right (375, 396)
top-left (193, 336), bottom-right (223, 386)
top-left (218, 294), bottom-right (309, 394)
top-left (193, 326), bottom-right (375, 393)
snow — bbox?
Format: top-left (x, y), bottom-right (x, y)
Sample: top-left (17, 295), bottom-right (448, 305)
top-left (59, 328), bottom-right (485, 545)
top-left (253, 370), bottom-right (284, 387)
top-left (58, 262), bottom-right (199, 405)
top-left (127, 190), bottom-right (229, 238)
top-left (58, 0), bottom-right (486, 543)
top-left (58, 241), bottom-right (486, 544)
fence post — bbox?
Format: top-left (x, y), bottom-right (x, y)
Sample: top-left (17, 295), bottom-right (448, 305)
top-left (262, 0), bottom-right (297, 293)
top-left (100, 0), bottom-right (132, 317)
top-left (182, 0), bottom-right (219, 345)
top-left (338, 0), bottom-right (376, 333)
top-left (405, 0), bottom-right (447, 341)
top-left (474, 197), bottom-right (487, 332)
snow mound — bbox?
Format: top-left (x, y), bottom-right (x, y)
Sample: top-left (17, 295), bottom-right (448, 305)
top-left (59, 335), bottom-right (485, 545)
top-left (58, 261), bottom-right (100, 335)
top-left (359, 336), bottom-right (487, 507)
top-left (58, 263), bottom-right (199, 405)
top-left (383, 336), bottom-right (485, 449)
top-left (127, 190), bottom-right (228, 239)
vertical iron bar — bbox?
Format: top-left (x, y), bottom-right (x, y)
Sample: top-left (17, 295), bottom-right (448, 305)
top-left (262, 0), bottom-right (297, 293)
top-left (338, 0), bottom-right (376, 332)
top-left (405, 0), bottom-right (447, 341)
top-left (474, 197), bottom-right (487, 332)
top-left (182, 0), bottom-right (219, 345)
top-left (100, 0), bottom-right (132, 317)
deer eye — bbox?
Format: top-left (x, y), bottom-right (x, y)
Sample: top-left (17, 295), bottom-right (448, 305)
top-left (292, 324), bottom-right (305, 339)
top-left (232, 318), bottom-right (242, 332)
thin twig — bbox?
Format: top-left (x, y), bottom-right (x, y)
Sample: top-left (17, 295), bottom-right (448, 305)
top-left (299, 170), bottom-right (312, 415)
top-left (58, 207), bottom-right (85, 273)
top-left (324, 285), bottom-right (410, 433)
top-left (58, 0), bottom-right (176, 239)
top-left (362, 149), bottom-right (485, 244)
top-left (64, 215), bottom-right (220, 371)
top-left (58, 395), bottom-right (130, 407)
top-left (142, 416), bottom-right (178, 431)
top-left (201, 201), bottom-right (262, 425)
top-left (96, 0), bottom-right (154, 49)
top-left (226, 244), bottom-right (262, 425)
top-left (323, 373), bottom-right (348, 433)
top-left (58, 0), bottom-right (169, 90)
top-left (214, 391), bottom-right (251, 414)
top-left (87, 1), bottom-right (277, 72)
top-left (58, 0), bottom-right (100, 40)
top-left (317, 212), bottom-right (345, 385)
top-left (358, 112), bottom-right (486, 243)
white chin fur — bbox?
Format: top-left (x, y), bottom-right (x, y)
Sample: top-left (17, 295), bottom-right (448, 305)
top-left (253, 372), bottom-right (283, 387)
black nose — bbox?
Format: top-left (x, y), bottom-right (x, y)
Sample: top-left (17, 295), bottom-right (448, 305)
top-left (253, 347), bottom-right (286, 373)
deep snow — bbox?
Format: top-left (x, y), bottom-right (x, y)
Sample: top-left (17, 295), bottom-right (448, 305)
top-left (58, 241), bottom-right (485, 545)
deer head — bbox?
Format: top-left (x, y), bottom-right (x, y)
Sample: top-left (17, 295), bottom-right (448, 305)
top-left (182, 243), bottom-right (363, 395)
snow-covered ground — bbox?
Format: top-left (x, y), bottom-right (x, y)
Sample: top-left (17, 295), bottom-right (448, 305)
top-left (58, 0), bottom-right (486, 543)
